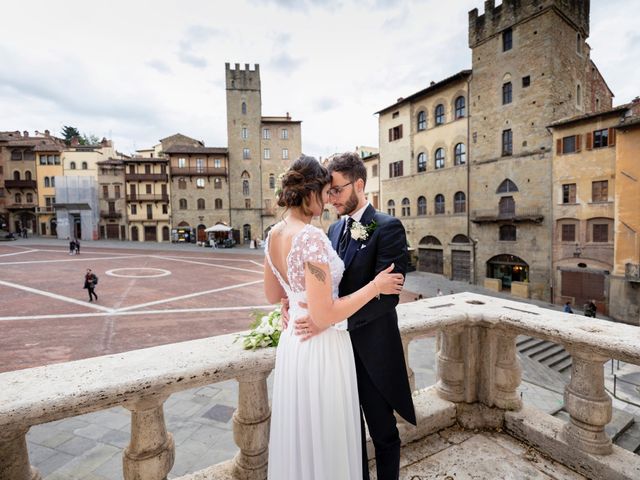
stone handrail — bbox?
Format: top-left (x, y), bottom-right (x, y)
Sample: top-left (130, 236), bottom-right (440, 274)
top-left (1, 292), bottom-right (640, 480)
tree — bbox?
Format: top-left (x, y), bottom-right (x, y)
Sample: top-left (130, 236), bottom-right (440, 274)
top-left (81, 134), bottom-right (101, 145)
top-left (61, 126), bottom-right (81, 145)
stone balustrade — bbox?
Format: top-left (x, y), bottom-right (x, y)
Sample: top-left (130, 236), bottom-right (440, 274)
top-left (1, 292), bottom-right (640, 480)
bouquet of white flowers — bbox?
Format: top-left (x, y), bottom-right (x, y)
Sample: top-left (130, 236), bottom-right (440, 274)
top-left (240, 305), bottom-right (283, 350)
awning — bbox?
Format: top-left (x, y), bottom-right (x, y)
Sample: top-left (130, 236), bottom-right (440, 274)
top-left (205, 224), bottom-right (232, 233)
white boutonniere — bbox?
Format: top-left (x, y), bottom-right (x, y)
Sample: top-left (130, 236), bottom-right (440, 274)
top-left (350, 220), bottom-right (378, 242)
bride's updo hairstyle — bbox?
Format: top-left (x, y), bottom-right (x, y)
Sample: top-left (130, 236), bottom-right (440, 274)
top-left (276, 155), bottom-right (330, 216)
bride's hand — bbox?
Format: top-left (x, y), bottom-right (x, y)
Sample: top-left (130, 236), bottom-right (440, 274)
top-left (373, 263), bottom-right (404, 295)
top-left (294, 303), bottom-right (326, 341)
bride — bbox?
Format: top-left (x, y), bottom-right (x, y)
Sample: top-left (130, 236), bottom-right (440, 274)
top-left (263, 155), bottom-right (404, 479)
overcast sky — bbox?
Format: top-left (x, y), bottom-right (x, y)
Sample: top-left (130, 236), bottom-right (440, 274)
top-left (1, 0), bottom-right (638, 158)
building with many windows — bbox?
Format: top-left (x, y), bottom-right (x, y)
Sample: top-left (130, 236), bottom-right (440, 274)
top-left (35, 139), bottom-right (64, 237)
top-left (97, 158), bottom-right (128, 240)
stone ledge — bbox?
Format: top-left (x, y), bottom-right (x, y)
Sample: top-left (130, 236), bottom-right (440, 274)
top-left (505, 404), bottom-right (640, 480)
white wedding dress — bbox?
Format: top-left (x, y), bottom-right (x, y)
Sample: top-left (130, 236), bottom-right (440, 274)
top-left (265, 223), bottom-right (362, 480)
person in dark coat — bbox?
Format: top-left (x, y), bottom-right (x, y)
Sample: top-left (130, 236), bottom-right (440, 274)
top-left (74, 238), bottom-right (80, 255)
top-left (69, 239), bottom-right (76, 255)
top-left (84, 268), bottom-right (98, 302)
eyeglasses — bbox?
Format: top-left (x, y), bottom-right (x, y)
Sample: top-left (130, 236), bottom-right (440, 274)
top-left (327, 181), bottom-right (353, 197)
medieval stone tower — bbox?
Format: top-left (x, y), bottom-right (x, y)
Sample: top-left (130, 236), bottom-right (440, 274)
top-left (467, 0), bottom-right (611, 300)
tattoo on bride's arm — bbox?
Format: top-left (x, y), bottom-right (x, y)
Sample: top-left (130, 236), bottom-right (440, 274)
top-left (306, 262), bottom-right (326, 283)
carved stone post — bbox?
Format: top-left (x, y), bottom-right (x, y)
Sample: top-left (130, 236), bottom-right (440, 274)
top-left (123, 395), bottom-right (174, 480)
top-left (435, 327), bottom-right (466, 402)
top-left (0, 427), bottom-right (41, 480)
top-left (563, 350), bottom-right (612, 455)
top-left (232, 371), bottom-right (271, 480)
top-left (493, 330), bottom-right (522, 411)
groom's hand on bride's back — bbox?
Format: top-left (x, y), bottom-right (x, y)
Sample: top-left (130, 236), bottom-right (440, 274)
top-left (294, 302), bottom-right (325, 341)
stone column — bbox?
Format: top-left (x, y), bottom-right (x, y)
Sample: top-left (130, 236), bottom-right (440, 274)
top-left (0, 427), bottom-right (41, 480)
top-left (493, 331), bottom-right (522, 411)
top-left (435, 327), bottom-right (466, 402)
top-left (232, 371), bottom-right (271, 480)
top-left (123, 395), bottom-right (174, 480)
top-left (563, 350), bottom-right (612, 455)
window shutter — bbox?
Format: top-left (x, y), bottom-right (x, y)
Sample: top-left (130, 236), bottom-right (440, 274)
top-left (389, 164), bottom-right (392, 178)
top-left (586, 131), bottom-right (593, 150)
top-left (575, 134), bottom-right (582, 152)
top-left (556, 138), bottom-right (562, 155)
top-left (399, 124), bottom-right (403, 139)
top-left (608, 127), bottom-right (616, 147)
top-left (388, 129), bottom-right (392, 142)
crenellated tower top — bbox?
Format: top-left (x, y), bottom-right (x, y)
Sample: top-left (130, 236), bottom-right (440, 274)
top-left (468, 0), bottom-right (590, 48)
top-left (225, 62), bottom-right (261, 92)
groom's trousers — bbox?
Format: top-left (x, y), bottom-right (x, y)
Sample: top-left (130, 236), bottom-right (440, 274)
top-left (354, 351), bottom-right (400, 480)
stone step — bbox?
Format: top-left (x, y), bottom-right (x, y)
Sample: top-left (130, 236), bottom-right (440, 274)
top-left (517, 337), bottom-right (549, 354)
top-left (516, 336), bottom-right (538, 348)
top-left (517, 336), bottom-right (573, 375)
top-left (552, 357), bottom-right (573, 373)
top-left (539, 349), bottom-right (571, 368)
top-left (525, 341), bottom-right (559, 358)
top-left (614, 420), bottom-right (640, 454)
top-left (532, 344), bottom-right (566, 362)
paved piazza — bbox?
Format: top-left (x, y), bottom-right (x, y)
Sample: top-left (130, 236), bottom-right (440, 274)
top-left (0, 243), bottom-right (272, 373)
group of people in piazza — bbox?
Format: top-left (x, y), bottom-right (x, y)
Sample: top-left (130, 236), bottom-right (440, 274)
top-left (264, 151), bottom-right (415, 480)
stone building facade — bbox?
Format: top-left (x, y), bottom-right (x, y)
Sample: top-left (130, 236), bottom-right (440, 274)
top-left (377, 71), bottom-right (472, 281)
top-left (467, 0), bottom-right (612, 300)
top-left (97, 158), bottom-right (128, 240)
top-left (225, 63), bottom-right (302, 244)
top-left (35, 141), bottom-right (64, 237)
top-left (362, 152), bottom-right (380, 210)
top-left (549, 107), bottom-right (625, 315)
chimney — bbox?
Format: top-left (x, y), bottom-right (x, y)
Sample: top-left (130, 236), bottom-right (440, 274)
top-left (71, 136), bottom-right (80, 146)
top-left (397, 97), bottom-right (404, 103)
top-left (44, 130), bottom-right (50, 137)
top-left (23, 130), bottom-right (29, 137)
top-left (286, 112), bottom-right (290, 119)
top-left (430, 81), bottom-right (436, 86)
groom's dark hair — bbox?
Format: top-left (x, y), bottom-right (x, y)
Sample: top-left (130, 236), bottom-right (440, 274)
top-left (327, 152), bottom-right (367, 185)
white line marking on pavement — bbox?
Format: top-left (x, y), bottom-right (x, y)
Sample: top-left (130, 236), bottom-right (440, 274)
top-left (0, 255), bottom-right (147, 266)
top-left (152, 254), bottom-right (260, 263)
top-left (153, 255), bottom-right (263, 274)
top-left (29, 248), bottom-right (143, 256)
top-left (0, 280), bottom-right (115, 313)
top-left (249, 260), bottom-right (264, 268)
top-left (0, 305), bottom-right (273, 322)
top-left (0, 249), bottom-right (38, 257)
top-left (114, 279), bottom-right (264, 312)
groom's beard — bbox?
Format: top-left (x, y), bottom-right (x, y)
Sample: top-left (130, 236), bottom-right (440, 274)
top-left (342, 190), bottom-right (359, 216)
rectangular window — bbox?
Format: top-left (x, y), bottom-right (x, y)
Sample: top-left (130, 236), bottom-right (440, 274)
top-left (196, 158), bottom-right (204, 173)
top-left (592, 180), bottom-right (608, 202)
top-left (522, 76), bottom-right (530, 88)
top-left (108, 201), bottom-right (116, 213)
top-left (39, 155), bottom-right (46, 165)
top-left (593, 224), bottom-right (608, 242)
top-left (102, 185), bottom-right (109, 198)
top-left (388, 125), bottom-right (403, 142)
top-left (178, 158), bottom-right (186, 168)
top-left (392, 111), bottom-right (399, 119)
top-left (561, 224), bottom-right (576, 242)
top-left (162, 204), bottom-right (168, 214)
top-left (389, 161), bottom-right (404, 178)
top-left (115, 185), bottom-right (121, 199)
top-left (146, 184), bottom-right (152, 194)
top-left (214, 158), bottom-right (222, 168)
top-left (562, 135), bottom-right (580, 154)
top-left (241, 127), bottom-right (248, 139)
top-left (562, 183), bottom-right (576, 204)
top-left (264, 148), bottom-right (271, 160)
top-left (263, 128), bottom-right (271, 140)
top-left (146, 204), bottom-right (153, 220)
top-left (502, 129), bottom-right (513, 156)
top-left (281, 129), bottom-right (289, 140)
top-left (243, 148), bottom-right (250, 159)
top-left (282, 148), bottom-right (289, 159)
top-left (145, 164), bottom-right (151, 174)
top-left (131, 204), bottom-right (137, 215)
top-left (593, 129), bottom-right (609, 148)
top-left (371, 164), bottom-right (378, 177)
top-left (502, 82), bottom-right (512, 105)
top-left (503, 28), bottom-right (513, 51)
top-left (245, 198), bottom-right (251, 208)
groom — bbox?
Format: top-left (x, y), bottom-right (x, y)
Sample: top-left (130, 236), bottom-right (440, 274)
top-left (297, 152), bottom-right (416, 480)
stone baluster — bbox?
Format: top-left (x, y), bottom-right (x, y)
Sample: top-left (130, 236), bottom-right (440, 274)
top-left (493, 330), bottom-right (522, 411)
top-left (563, 349), bottom-right (612, 455)
top-left (232, 370), bottom-right (271, 480)
top-left (435, 327), bottom-right (466, 402)
top-left (0, 427), bottom-right (41, 480)
top-left (402, 335), bottom-right (416, 392)
top-left (123, 395), bottom-right (174, 480)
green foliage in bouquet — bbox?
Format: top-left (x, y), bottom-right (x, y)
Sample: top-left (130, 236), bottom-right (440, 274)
top-left (240, 305), bottom-right (283, 350)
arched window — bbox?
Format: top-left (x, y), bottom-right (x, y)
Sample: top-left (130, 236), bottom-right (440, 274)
top-left (178, 178), bottom-right (187, 190)
top-left (499, 225), bottom-right (517, 241)
top-left (197, 198), bottom-right (205, 210)
top-left (454, 143), bottom-right (466, 165)
top-left (196, 178), bottom-right (205, 188)
top-left (502, 82), bottom-right (512, 105)
top-left (452, 234), bottom-right (470, 244)
top-left (25, 171), bottom-right (32, 180)
top-left (82, 162), bottom-right (88, 170)
top-left (15, 193), bottom-right (22, 203)
top-left (70, 161), bottom-right (76, 170)
top-left (576, 84), bottom-right (582, 107)
top-left (417, 196), bottom-right (427, 216)
top-left (435, 148), bottom-right (445, 169)
top-left (179, 198), bottom-right (187, 210)
top-left (417, 152), bottom-right (427, 172)
top-left (13, 171), bottom-right (20, 180)
top-left (499, 196), bottom-right (515, 216)
top-left (214, 178), bottom-right (222, 189)
top-left (455, 96), bottom-right (466, 118)
top-left (269, 174), bottom-right (275, 189)
top-left (44, 177), bottom-right (50, 187)
top-left (387, 199), bottom-right (396, 216)
top-left (417, 111), bottom-right (426, 131)
top-left (497, 179), bottom-right (518, 193)
top-left (241, 170), bottom-right (250, 178)
top-left (51, 177), bottom-right (55, 187)
top-left (435, 194), bottom-right (445, 214)
top-left (215, 198), bottom-right (223, 209)
top-left (243, 180), bottom-right (250, 196)
top-left (454, 191), bottom-right (466, 213)
top-left (435, 104), bottom-right (445, 125)
top-left (26, 193), bottom-right (33, 203)
top-left (241, 102), bottom-right (247, 114)
top-left (401, 197), bottom-right (410, 217)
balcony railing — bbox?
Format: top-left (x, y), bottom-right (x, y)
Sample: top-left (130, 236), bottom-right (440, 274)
top-left (100, 210), bottom-right (123, 219)
top-left (1, 293), bottom-right (639, 480)
top-left (4, 180), bottom-right (37, 189)
top-left (171, 167), bottom-right (227, 177)
top-left (125, 173), bottom-right (169, 182)
top-left (471, 206), bottom-right (544, 224)
top-left (35, 206), bottom-right (54, 214)
top-left (5, 202), bottom-right (37, 210)
top-left (126, 194), bottom-right (169, 202)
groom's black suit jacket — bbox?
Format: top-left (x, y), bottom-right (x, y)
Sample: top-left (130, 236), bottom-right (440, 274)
top-left (328, 204), bottom-right (416, 425)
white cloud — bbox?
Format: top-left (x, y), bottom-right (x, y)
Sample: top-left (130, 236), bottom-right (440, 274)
top-left (0, 0), bottom-right (636, 158)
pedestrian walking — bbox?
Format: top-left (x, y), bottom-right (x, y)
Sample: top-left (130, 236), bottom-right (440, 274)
top-left (437, 288), bottom-right (443, 296)
top-left (584, 299), bottom-right (597, 318)
top-left (69, 239), bottom-right (76, 255)
top-left (563, 301), bottom-right (573, 314)
top-left (84, 268), bottom-right (98, 302)
top-left (74, 238), bottom-right (80, 255)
